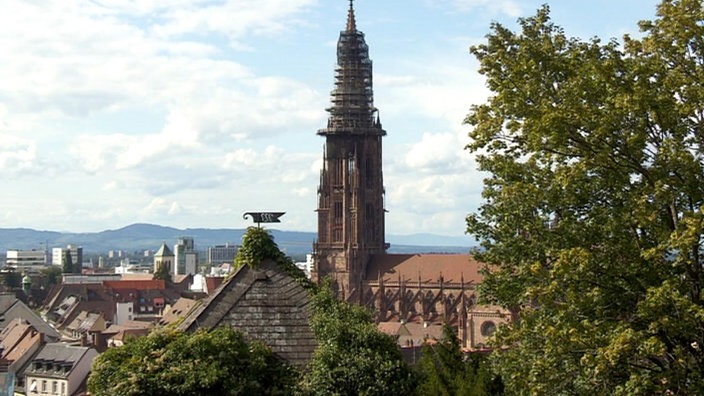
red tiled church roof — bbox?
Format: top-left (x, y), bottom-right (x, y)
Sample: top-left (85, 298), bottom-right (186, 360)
top-left (365, 254), bottom-right (484, 285)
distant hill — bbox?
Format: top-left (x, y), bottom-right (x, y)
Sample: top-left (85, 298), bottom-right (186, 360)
top-left (0, 223), bottom-right (474, 257)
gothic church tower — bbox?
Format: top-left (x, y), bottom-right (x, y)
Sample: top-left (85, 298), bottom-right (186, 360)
top-left (312, 0), bottom-right (387, 301)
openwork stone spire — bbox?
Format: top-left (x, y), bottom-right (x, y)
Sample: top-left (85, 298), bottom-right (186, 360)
top-left (314, 1), bottom-right (387, 302)
top-left (318, 0), bottom-right (384, 137)
top-left (346, 0), bottom-right (356, 32)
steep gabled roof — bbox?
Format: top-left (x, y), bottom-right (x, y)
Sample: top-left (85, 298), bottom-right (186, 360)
top-left (179, 260), bottom-right (316, 367)
top-left (158, 297), bottom-right (198, 327)
top-left (0, 295), bottom-right (60, 342)
top-left (154, 242), bottom-right (174, 257)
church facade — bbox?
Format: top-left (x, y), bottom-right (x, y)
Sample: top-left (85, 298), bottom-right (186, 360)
top-left (311, 1), bottom-right (510, 350)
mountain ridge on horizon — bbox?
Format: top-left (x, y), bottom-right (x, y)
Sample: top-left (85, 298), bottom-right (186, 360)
top-left (0, 223), bottom-right (474, 256)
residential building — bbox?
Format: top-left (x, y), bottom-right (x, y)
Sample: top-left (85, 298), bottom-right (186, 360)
top-left (102, 320), bottom-right (153, 348)
top-left (0, 318), bottom-right (46, 392)
top-left (24, 343), bottom-right (97, 396)
top-left (63, 311), bottom-right (106, 345)
top-left (41, 278), bottom-right (181, 331)
top-left (0, 294), bottom-right (60, 343)
top-left (158, 297), bottom-right (198, 327)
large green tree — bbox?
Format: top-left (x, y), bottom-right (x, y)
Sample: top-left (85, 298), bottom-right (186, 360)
top-left (41, 265), bottom-right (63, 286)
top-left (466, 1), bottom-right (704, 394)
top-left (88, 327), bottom-right (297, 396)
top-left (303, 279), bottom-right (417, 396)
top-left (416, 324), bottom-right (503, 396)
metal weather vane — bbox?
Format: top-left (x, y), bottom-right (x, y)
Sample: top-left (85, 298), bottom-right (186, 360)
top-left (243, 212), bottom-right (286, 227)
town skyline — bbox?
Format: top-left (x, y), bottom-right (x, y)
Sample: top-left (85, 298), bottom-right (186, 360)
top-left (1, 0), bottom-right (658, 236)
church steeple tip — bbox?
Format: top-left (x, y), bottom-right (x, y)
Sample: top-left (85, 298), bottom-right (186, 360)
top-left (346, 0), bottom-right (356, 32)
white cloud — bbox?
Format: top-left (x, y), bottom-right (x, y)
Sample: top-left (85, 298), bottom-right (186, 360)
top-left (0, 0), bottom-right (657, 237)
top-left (405, 132), bottom-right (462, 172)
top-left (0, 135), bottom-right (37, 173)
top-left (439, 0), bottom-right (523, 17)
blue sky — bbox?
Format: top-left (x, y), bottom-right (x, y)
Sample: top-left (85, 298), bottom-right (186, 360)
top-left (0, 0), bottom-right (660, 237)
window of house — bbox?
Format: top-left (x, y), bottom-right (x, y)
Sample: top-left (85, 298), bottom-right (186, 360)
top-left (61, 382), bottom-right (66, 396)
top-left (52, 381), bottom-right (57, 394)
top-left (42, 379), bottom-right (47, 393)
top-left (29, 379), bottom-right (37, 393)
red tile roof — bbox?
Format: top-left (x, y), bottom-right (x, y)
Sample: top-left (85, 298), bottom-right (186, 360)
top-left (103, 280), bottom-right (165, 290)
top-left (366, 254), bottom-right (484, 285)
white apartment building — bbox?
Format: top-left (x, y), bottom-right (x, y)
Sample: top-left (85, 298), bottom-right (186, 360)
top-left (52, 245), bottom-right (83, 268)
top-left (5, 249), bottom-right (47, 267)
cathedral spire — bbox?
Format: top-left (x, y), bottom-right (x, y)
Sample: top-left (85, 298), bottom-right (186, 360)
top-left (313, 0), bottom-right (387, 300)
top-left (346, 0), bottom-right (356, 32)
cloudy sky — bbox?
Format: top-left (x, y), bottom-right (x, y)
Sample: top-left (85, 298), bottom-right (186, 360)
top-left (0, 0), bottom-right (660, 237)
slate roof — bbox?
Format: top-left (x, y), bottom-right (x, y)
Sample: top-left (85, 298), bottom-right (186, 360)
top-left (158, 297), bottom-right (198, 326)
top-left (365, 254), bottom-right (483, 285)
top-left (155, 243), bottom-right (174, 257)
top-left (180, 260), bottom-right (317, 368)
top-left (26, 343), bottom-right (94, 379)
top-left (66, 312), bottom-right (103, 334)
top-left (0, 294), bottom-right (60, 342)
top-left (0, 319), bottom-right (43, 362)
top-left (0, 294), bottom-right (17, 314)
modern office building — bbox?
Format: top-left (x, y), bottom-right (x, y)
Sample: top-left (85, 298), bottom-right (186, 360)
top-left (174, 237), bottom-right (197, 275)
top-left (5, 249), bottom-right (47, 267)
top-left (52, 245), bottom-right (83, 272)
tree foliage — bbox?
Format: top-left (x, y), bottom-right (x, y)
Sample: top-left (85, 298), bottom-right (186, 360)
top-left (466, 1), bottom-right (704, 394)
top-left (87, 327), bottom-right (297, 396)
top-left (235, 226), bottom-right (288, 269)
top-left (235, 226), bottom-right (312, 289)
top-left (2, 271), bottom-right (21, 289)
top-left (416, 324), bottom-right (503, 396)
top-left (152, 261), bottom-right (171, 282)
top-left (61, 250), bottom-right (73, 274)
top-left (303, 279), bottom-right (417, 395)
top-left (41, 265), bottom-right (63, 286)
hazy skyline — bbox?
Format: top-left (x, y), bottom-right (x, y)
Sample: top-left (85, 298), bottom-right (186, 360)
top-left (1, 0), bottom-right (659, 236)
